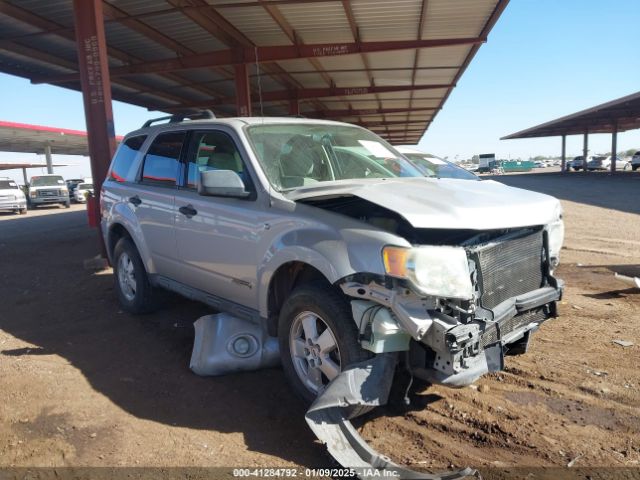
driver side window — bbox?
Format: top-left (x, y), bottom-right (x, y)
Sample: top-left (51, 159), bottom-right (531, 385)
top-left (184, 131), bottom-right (252, 191)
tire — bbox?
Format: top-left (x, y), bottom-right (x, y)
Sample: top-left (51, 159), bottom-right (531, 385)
top-left (113, 237), bottom-right (158, 314)
top-left (278, 283), bottom-right (373, 410)
top-left (632, 165), bottom-right (638, 171)
top-left (19, 209), bottom-right (27, 215)
top-left (64, 201), bottom-right (70, 208)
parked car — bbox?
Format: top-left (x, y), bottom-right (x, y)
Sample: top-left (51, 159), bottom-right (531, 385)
top-left (0, 177), bottom-right (27, 215)
top-left (74, 182), bottom-right (94, 203)
top-left (630, 151), bottom-right (640, 171)
top-left (102, 116), bottom-right (564, 404)
top-left (533, 161), bottom-right (546, 168)
top-left (27, 174), bottom-right (69, 209)
top-left (567, 155), bottom-right (594, 171)
top-left (395, 146), bottom-right (479, 180)
top-left (66, 178), bottom-right (84, 201)
top-left (586, 155), bottom-right (630, 171)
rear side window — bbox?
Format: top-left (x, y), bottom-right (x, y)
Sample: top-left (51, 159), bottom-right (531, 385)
top-left (141, 132), bottom-right (186, 186)
top-left (110, 135), bottom-right (146, 182)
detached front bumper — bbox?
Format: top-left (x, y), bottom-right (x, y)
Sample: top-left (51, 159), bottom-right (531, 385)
top-left (413, 283), bottom-right (562, 387)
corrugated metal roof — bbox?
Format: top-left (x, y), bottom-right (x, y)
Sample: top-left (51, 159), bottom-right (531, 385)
top-left (0, 0), bottom-right (509, 144)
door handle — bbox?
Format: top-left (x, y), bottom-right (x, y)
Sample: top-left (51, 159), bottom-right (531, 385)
top-left (128, 195), bottom-right (142, 206)
top-left (179, 204), bottom-right (198, 218)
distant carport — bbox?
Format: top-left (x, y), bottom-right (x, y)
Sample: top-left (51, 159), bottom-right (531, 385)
top-left (502, 91), bottom-right (640, 173)
top-left (0, 120), bottom-right (122, 183)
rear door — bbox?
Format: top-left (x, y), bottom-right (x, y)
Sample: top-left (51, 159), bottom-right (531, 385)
top-left (173, 128), bottom-right (267, 308)
top-left (133, 130), bottom-right (186, 275)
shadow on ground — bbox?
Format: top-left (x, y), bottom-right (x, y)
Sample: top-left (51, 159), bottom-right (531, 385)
top-left (485, 171), bottom-right (640, 215)
top-left (0, 211), bottom-right (324, 467)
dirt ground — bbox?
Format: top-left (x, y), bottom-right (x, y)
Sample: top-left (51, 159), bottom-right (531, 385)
top-left (1, 172), bottom-right (639, 476)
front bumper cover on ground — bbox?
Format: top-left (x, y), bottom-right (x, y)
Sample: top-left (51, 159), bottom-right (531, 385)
top-left (305, 354), bottom-right (477, 480)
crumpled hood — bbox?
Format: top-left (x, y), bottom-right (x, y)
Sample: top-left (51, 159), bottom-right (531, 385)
top-left (287, 177), bottom-right (561, 230)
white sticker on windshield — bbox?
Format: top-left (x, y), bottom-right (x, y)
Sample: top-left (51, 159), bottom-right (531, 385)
top-left (358, 140), bottom-right (396, 158)
top-left (426, 157), bottom-right (446, 165)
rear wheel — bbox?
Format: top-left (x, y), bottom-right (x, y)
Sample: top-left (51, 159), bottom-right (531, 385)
top-left (113, 237), bottom-right (158, 314)
top-left (20, 209), bottom-right (27, 215)
top-left (278, 283), bottom-right (372, 406)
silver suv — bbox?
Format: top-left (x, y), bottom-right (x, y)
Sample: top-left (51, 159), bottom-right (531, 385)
top-left (102, 115), bottom-right (564, 403)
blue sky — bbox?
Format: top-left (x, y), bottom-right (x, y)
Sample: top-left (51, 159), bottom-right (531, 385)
top-left (1, 0), bottom-right (639, 182)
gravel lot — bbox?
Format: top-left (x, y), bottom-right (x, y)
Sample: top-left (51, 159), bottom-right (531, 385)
top-left (0, 172), bottom-right (638, 476)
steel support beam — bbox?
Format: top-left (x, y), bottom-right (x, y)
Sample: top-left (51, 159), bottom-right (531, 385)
top-left (160, 84), bottom-right (452, 111)
top-left (35, 37), bottom-right (484, 83)
top-left (22, 168), bottom-right (28, 186)
top-left (560, 134), bottom-right (566, 172)
top-left (73, 0), bottom-right (116, 256)
top-left (304, 107), bottom-right (437, 118)
top-left (234, 63), bottom-right (251, 116)
top-left (289, 99), bottom-right (300, 116)
top-left (44, 144), bottom-right (53, 174)
top-left (611, 121), bottom-right (617, 174)
top-left (583, 130), bottom-right (589, 171)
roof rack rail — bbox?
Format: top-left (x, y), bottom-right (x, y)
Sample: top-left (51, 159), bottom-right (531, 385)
top-left (142, 109), bottom-right (216, 128)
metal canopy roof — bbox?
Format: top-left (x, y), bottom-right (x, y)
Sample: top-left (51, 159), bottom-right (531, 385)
top-left (0, 0), bottom-right (508, 145)
top-left (0, 120), bottom-right (123, 155)
top-left (502, 91), bottom-right (640, 139)
top-left (0, 162), bottom-right (70, 170)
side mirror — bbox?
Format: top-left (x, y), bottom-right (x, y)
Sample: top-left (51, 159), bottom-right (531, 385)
top-left (198, 169), bottom-right (250, 198)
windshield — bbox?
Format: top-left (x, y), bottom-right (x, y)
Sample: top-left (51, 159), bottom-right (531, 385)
top-left (401, 153), bottom-right (479, 180)
top-left (245, 123), bottom-right (424, 191)
top-left (0, 180), bottom-right (18, 189)
top-left (593, 156), bottom-right (607, 161)
top-left (31, 176), bottom-right (64, 187)
top-left (77, 183), bottom-right (93, 190)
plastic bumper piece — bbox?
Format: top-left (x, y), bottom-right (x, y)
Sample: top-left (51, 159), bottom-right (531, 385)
top-left (305, 353), bottom-right (478, 480)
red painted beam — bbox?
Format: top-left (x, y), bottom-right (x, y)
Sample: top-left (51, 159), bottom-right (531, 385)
top-left (355, 120), bottom-right (429, 127)
top-left (72, 0), bottom-right (116, 256)
top-left (234, 64), bottom-right (251, 116)
top-left (33, 37), bottom-right (483, 83)
top-left (303, 107), bottom-right (437, 118)
top-left (160, 83), bottom-right (453, 111)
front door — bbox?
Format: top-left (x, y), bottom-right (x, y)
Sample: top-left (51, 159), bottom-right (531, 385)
top-left (173, 129), bottom-right (267, 309)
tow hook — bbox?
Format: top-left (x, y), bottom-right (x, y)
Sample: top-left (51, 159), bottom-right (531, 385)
top-left (305, 354), bottom-right (478, 480)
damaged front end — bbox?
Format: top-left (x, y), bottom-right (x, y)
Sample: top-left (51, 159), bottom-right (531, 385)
top-left (304, 227), bottom-right (563, 478)
top-left (341, 226), bottom-right (564, 388)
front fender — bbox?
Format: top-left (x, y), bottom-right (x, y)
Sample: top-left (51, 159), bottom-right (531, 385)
top-left (256, 225), bottom-right (410, 318)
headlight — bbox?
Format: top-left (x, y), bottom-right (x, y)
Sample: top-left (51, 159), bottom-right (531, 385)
top-left (29, 191), bottom-right (36, 197)
top-left (383, 245), bottom-right (473, 299)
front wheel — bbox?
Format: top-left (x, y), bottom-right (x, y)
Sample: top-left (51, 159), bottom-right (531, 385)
top-left (113, 237), bottom-right (158, 314)
top-left (278, 283), bottom-right (372, 405)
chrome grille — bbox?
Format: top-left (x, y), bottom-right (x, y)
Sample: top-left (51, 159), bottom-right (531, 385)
top-left (473, 231), bottom-right (544, 310)
top-left (37, 189), bottom-right (61, 197)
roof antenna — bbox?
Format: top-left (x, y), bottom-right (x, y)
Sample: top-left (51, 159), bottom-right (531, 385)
top-left (254, 46), bottom-right (264, 119)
